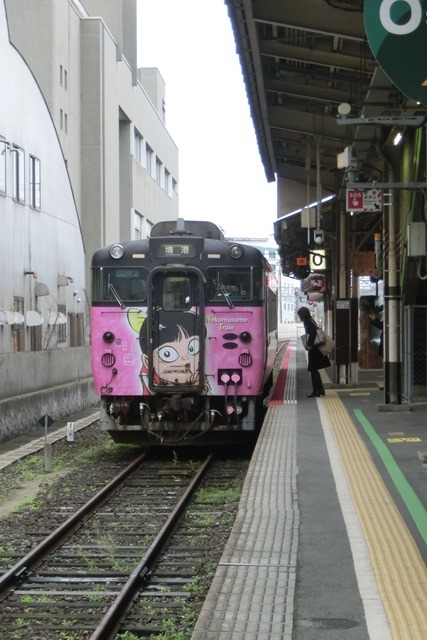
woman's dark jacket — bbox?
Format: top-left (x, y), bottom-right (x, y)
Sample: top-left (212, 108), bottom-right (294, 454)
top-left (303, 317), bottom-right (331, 372)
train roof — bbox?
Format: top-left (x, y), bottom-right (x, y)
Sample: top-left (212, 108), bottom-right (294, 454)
top-left (151, 219), bottom-right (224, 240)
top-left (91, 219), bottom-right (274, 268)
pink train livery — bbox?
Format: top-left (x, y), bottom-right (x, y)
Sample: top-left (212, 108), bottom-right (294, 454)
top-left (90, 219), bottom-right (278, 446)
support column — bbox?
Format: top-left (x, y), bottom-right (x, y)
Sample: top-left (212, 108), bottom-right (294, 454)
top-left (383, 173), bottom-right (401, 404)
top-left (337, 203), bottom-right (349, 384)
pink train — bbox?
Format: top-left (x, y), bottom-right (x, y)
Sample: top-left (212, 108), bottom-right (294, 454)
top-left (90, 219), bottom-right (278, 445)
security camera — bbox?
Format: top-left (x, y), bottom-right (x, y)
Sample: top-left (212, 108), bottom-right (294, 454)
top-left (313, 230), bottom-right (324, 245)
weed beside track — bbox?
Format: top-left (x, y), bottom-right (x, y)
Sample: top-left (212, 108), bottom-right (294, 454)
top-left (0, 429), bottom-right (250, 639)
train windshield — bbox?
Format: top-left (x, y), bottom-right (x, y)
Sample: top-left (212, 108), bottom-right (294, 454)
top-left (206, 267), bottom-right (263, 302)
top-left (92, 267), bottom-right (148, 303)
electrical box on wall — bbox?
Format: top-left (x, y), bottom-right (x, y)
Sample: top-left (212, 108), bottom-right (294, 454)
top-left (407, 222), bottom-right (426, 257)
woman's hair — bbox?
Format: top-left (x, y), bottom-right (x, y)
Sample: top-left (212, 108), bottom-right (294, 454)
top-left (297, 306), bottom-right (311, 321)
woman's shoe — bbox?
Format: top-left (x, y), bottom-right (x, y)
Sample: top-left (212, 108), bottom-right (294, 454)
top-left (307, 392), bottom-right (321, 397)
top-left (319, 390), bottom-right (325, 396)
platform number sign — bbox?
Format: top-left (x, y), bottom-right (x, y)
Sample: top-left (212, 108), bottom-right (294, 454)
top-left (364, 1), bottom-right (427, 106)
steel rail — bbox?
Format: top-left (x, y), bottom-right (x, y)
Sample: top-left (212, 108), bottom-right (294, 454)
top-left (90, 452), bottom-right (215, 640)
top-left (0, 450), bottom-right (148, 598)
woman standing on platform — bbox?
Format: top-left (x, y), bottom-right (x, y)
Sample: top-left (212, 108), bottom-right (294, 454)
top-left (297, 306), bottom-right (331, 397)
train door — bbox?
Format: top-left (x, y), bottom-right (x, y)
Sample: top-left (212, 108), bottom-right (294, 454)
top-left (147, 267), bottom-right (205, 393)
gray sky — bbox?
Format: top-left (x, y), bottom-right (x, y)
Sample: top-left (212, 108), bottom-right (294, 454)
top-left (137, 0), bottom-right (277, 238)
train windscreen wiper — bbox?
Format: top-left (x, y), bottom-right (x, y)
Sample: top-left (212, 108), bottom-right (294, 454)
top-left (219, 283), bottom-right (234, 309)
top-left (108, 281), bottom-right (125, 309)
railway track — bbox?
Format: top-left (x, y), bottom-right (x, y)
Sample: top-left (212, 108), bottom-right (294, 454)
top-left (0, 449), bottom-right (247, 639)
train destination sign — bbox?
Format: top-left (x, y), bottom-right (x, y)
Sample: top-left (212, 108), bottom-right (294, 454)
top-left (156, 243), bottom-right (196, 258)
top-left (364, 0), bottom-right (427, 106)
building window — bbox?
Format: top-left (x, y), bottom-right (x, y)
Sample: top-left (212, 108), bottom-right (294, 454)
top-left (164, 169), bottom-right (171, 196)
top-left (29, 155), bottom-right (41, 210)
top-left (12, 145), bottom-right (25, 203)
top-left (69, 313), bottom-right (84, 347)
top-left (58, 304), bottom-right (66, 343)
top-left (60, 109), bottom-right (63, 130)
top-left (146, 144), bottom-right (154, 176)
top-left (146, 219), bottom-right (153, 237)
top-left (156, 157), bottom-right (162, 184)
top-left (60, 66), bottom-right (68, 90)
top-left (134, 129), bottom-right (145, 166)
top-left (134, 213), bottom-right (153, 239)
top-left (134, 210), bottom-right (143, 240)
top-left (0, 137), bottom-right (6, 195)
top-left (12, 296), bottom-right (25, 352)
top-left (64, 113), bottom-right (68, 134)
top-left (29, 325), bottom-right (42, 351)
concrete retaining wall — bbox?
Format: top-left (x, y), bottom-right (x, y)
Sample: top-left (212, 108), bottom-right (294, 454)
top-left (0, 347), bottom-right (92, 399)
top-left (0, 347), bottom-right (98, 441)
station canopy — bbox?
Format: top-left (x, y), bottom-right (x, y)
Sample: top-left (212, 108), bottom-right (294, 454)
top-left (226, 0), bottom-right (426, 277)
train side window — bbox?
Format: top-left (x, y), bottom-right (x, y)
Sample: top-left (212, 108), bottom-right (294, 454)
top-left (163, 276), bottom-right (191, 310)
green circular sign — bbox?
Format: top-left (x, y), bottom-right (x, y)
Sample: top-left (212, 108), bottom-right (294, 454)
top-left (364, 0), bottom-right (427, 105)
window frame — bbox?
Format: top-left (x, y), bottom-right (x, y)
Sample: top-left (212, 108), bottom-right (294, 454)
top-left (12, 144), bottom-right (25, 203)
top-left (0, 137), bottom-right (6, 195)
top-left (29, 154), bottom-right (41, 210)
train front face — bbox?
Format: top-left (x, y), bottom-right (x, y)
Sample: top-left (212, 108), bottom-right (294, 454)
top-left (90, 234), bottom-right (277, 445)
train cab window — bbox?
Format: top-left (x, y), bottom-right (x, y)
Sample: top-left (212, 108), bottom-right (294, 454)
top-left (162, 276), bottom-right (192, 310)
top-left (206, 267), bottom-right (263, 302)
top-left (92, 268), bottom-right (148, 303)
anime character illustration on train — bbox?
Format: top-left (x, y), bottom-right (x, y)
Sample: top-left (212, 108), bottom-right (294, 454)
top-left (90, 219), bottom-right (278, 445)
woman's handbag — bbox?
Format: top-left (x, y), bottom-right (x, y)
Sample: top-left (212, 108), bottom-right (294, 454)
top-left (301, 329), bottom-right (325, 348)
top-left (318, 333), bottom-right (335, 355)
top-left (301, 330), bottom-right (335, 355)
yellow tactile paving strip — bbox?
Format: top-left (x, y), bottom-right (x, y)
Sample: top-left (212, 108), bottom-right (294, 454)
top-left (324, 392), bottom-right (427, 640)
top-left (0, 412), bottom-right (100, 471)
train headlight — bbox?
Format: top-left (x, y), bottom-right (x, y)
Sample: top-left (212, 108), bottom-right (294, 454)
top-left (109, 243), bottom-right (124, 259)
top-left (239, 331), bottom-right (252, 343)
top-left (103, 331), bottom-right (115, 343)
top-left (229, 244), bottom-right (244, 259)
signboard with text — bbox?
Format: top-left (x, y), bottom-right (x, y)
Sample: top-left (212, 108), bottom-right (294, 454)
top-left (346, 188), bottom-right (383, 212)
top-left (365, 1), bottom-right (427, 106)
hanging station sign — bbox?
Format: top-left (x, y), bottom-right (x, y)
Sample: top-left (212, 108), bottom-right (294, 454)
top-left (346, 188), bottom-right (383, 212)
top-left (364, 0), bottom-right (427, 106)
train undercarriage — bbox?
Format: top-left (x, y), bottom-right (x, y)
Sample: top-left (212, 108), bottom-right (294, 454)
top-left (99, 388), bottom-right (269, 446)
